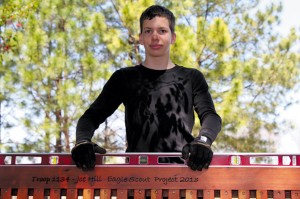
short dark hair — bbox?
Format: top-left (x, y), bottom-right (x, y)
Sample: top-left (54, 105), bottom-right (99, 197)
top-left (139, 5), bottom-right (175, 33)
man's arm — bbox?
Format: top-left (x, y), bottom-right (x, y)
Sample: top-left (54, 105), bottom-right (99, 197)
top-left (72, 70), bottom-right (125, 171)
top-left (182, 69), bottom-right (222, 171)
top-left (191, 69), bottom-right (222, 143)
top-left (76, 70), bottom-right (125, 143)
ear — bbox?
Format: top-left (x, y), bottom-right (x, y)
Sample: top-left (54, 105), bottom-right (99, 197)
top-left (139, 33), bottom-right (144, 45)
top-left (171, 32), bottom-right (176, 44)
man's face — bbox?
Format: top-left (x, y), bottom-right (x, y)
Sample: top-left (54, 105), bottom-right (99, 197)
top-left (139, 17), bottom-right (176, 58)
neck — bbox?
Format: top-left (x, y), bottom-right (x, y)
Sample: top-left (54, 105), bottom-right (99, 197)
top-left (143, 57), bottom-right (175, 70)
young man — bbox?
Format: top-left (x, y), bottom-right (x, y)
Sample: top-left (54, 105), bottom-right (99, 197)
top-left (71, 5), bottom-right (222, 171)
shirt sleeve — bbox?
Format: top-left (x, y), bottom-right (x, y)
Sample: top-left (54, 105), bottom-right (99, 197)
top-left (192, 69), bottom-right (222, 144)
top-left (76, 69), bottom-right (125, 142)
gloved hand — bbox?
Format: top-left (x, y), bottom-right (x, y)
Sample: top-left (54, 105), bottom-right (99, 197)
top-left (181, 136), bottom-right (213, 171)
top-left (71, 140), bottom-right (106, 171)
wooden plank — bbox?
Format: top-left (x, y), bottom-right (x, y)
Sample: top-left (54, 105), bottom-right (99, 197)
top-left (256, 190), bottom-right (268, 199)
top-left (50, 188), bottom-right (61, 199)
top-left (1, 166), bottom-right (300, 190)
top-left (17, 188), bottom-right (28, 198)
top-left (291, 191), bottom-right (300, 199)
top-left (33, 188), bottom-right (44, 198)
top-left (273, 190), bottom-right (285, 199)
top-left (67, 188), bottom-right (77, 199)
top-left (83, 189), bottom-right (94, 199)
top-left (203, 189), bottom-right (214, 199)
top-left (168, 189), bottom-right (180, 199)
top-left (221, 190), bottom-right (232, 199)
top-left (134, 189), bottom-right (145, 199)
top-left (238, 190), bottom-right (250, 199)
top-left (100, 189), bottom-right (111, 199)
top-left (186, 190), bottom-right (197, 199)
top-left (151, 189), bottom-right (162, 199)
top-left (117, 189), bottom-right (128, 199)
top-left (0, 188), bottom-right (11, 199)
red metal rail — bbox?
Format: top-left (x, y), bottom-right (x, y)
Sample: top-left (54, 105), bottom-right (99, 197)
top-left (0, 153), bottom-right (299, 166)
top-left (0, 153), bottom-right (300, 199)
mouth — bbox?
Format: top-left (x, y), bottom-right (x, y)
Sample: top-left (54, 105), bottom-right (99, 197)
top-left (150, 44), bottom-right (163, 49)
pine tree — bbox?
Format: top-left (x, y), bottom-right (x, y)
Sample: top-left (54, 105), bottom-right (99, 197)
top-left (1, 0), bottom-right (299, 153)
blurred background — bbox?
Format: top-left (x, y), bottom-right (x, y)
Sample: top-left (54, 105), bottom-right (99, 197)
top-left (1, 0), bottom-right (299, 153)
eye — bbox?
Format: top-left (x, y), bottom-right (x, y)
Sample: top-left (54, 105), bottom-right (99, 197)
top-left (159, 29), bottom-right (168, 34)
top-left (144, 29), bottom-right (152, 34)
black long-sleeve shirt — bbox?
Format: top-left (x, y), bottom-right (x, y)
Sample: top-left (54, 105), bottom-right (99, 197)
top-left (76, 64), bottom-right (222, 152)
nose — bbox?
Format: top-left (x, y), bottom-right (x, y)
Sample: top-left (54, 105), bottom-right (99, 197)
top-left (151, 31), bottom-right (159, 40)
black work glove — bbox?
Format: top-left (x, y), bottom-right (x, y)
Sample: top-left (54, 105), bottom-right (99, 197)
top-left (71, 140), bottom-right (106, 171)
top-left (181, 136), bottom-right (213, 171)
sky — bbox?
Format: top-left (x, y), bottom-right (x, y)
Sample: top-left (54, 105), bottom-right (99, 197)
top-left (1, 0), bottom-right (300, 153)
top-left (269, 0), bottom-right (300, 153)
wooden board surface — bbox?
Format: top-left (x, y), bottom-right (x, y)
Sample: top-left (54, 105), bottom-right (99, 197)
top-left (0, 166), bottom-right (300, 190)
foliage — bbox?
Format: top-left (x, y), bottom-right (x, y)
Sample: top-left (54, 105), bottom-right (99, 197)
top-left (1, 0), bottom-right (299, 153)
top-left (0, 0), bottom-right (41, 152)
